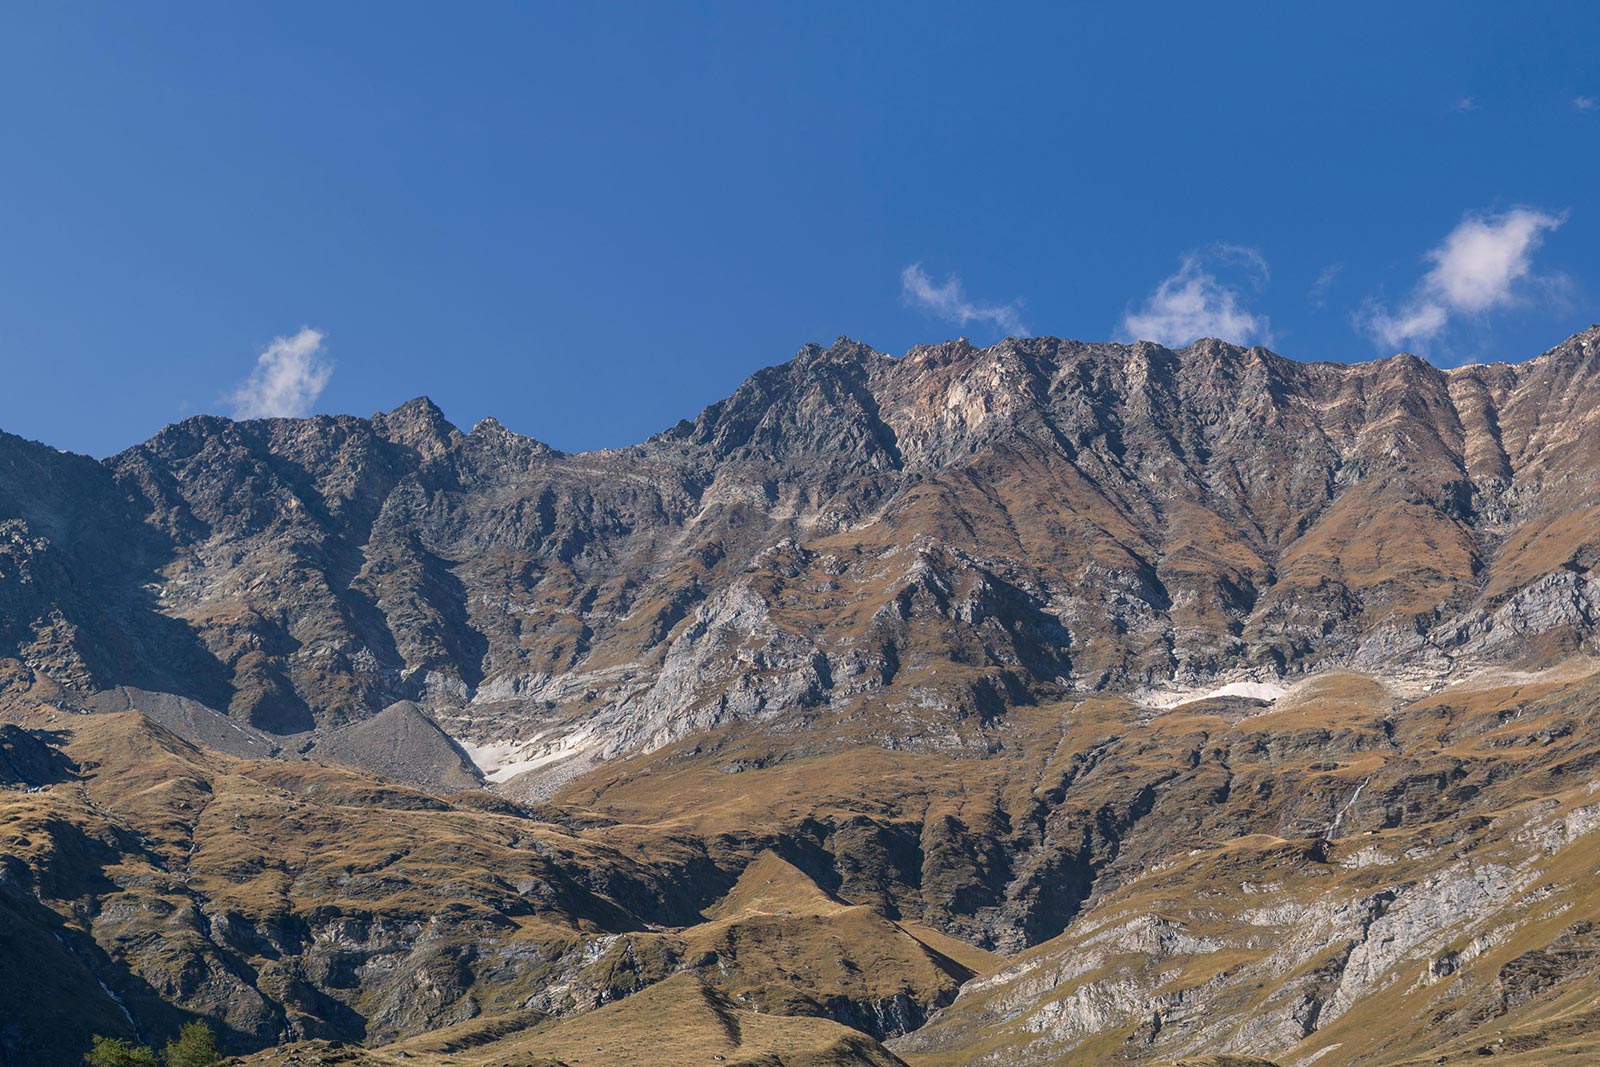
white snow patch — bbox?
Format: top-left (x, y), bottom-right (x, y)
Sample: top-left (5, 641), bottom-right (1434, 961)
top-left (454, 731), bottom-right (594, 784)
top-left (1202, 681), bottom-right (1287, 702)
top-left (1148, 680), bottom-right (1287, 709)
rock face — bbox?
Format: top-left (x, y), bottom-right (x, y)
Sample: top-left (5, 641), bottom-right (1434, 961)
top-left (7, 328), bottom-right (1600, 1067)
top-left (7, 329), bottom-right (1600, 779)
top-left (0, 721), bottom-right (70, 785)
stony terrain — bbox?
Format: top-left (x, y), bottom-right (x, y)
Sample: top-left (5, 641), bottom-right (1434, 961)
top-left (4, 328), bottom-right (1600, 1066)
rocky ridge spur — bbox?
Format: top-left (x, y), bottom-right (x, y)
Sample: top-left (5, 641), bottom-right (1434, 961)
top-left (5, 328), bottom-right (1600, 1067)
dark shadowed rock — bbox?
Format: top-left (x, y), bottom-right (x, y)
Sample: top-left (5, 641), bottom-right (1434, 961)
top-left (0, 724), bottom-right (72, 786)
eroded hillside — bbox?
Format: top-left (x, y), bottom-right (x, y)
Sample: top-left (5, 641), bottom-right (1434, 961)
top-left (5, 330), bottom-right (1600, 1066)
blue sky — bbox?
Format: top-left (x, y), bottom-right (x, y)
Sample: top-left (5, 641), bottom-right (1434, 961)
top-left (2, 3), bottom-right (1597, 457)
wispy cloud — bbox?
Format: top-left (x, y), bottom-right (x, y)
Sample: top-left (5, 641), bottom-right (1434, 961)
top-left (900, 264), bottom-right (1028, 338)
top-left (1454, 96), bottom-right (1479, 113)
top-left (1360, 208), bottom-right (1566, 351)
top-left (229, 327), bottom-right (333, 419)
top-left (1309, 263), bottom-right (1343, 307)
top-left (1575, 95), bottom-right (1599, 112)
top-left (1120, 245), bottom-right (1274, 348)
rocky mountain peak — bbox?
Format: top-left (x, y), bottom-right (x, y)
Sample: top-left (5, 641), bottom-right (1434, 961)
top-left (10, 328), bottom-right (1600, 1067)
top-left (9, 328), bottom-right (1600, 741)
top-left (1527, 321), bottom-right (1600, 379)
top-left (370, 395), bottom-right (458, 457)
top-left (795, 336), bottom-right (884, 367)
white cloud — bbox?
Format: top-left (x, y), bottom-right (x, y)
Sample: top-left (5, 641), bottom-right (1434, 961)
top-left (1362, 208), bottom-right (1565, 351)
top-left (229, 327), bottom-right (333, 419)
top-left (1365, 302), bottom-right (1450, 350)
top-left (1454, 97), bottom-right (1478, 113)
top-left (1309, 263), bottom-right (1344, 307)
top-left (1120, 246), bottom-right (1273, 348)
top-left (1575, 95), bottom-right (1599, 112)
top-left (900, 264), bottom-right (1028, 338)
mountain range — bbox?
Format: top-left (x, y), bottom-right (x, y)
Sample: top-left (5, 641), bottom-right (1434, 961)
top-left (5, 328), bottom-right (1600, 1067)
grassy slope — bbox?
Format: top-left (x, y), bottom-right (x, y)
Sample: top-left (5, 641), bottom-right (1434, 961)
top-left (10, 660), bottom-right (1600, 1067)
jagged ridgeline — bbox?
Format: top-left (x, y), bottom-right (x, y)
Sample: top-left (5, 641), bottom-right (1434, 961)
top-left (4, 329), bottom-right (1600, 1067)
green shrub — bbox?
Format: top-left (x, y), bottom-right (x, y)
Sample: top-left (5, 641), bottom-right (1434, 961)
top-left (161, 1022), bottom-right (221, 1067)
top-left (83, 1036), bottom-right (159, 1067)
top-left (85, 1022), bottom-right (220, 1067)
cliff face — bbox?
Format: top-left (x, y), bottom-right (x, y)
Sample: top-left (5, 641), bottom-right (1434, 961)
top-left (11, 330), bottom-right (1600, 767)
top-left (6, 329), bottom-right (1600, 1067)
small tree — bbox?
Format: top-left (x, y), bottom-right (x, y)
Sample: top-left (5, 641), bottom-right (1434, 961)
top-left (84, 1036), bottom-right (159, 1067)
top-left (160, 1022), bottom-right (220, 1067)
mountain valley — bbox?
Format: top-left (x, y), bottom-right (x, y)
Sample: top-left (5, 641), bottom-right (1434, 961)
top-left (7, 329), bottom-right (1600, 1067)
